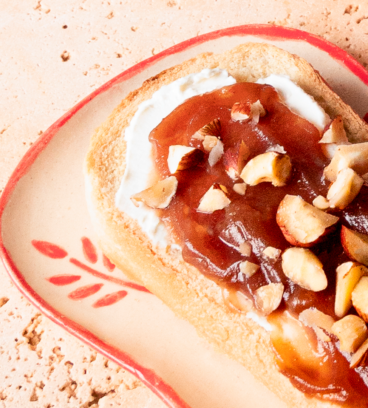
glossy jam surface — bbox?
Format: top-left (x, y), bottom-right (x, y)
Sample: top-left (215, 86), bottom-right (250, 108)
top-left (149, 83), bottom-right (368, 406)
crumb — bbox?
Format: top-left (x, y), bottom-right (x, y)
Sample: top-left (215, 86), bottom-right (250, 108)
top-left (60, 51), bottom-right (70, 62)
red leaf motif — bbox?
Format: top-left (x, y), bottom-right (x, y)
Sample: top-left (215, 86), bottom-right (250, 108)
top-left (47, 275), bottom-right (81, 286)
top-left (103, 254), bottom-right (115, 272)
top-left (69, 258), bottom-right (151, 293)
top-left (32, 240), bottom-right (68, 259)
top-left (81, 237), bottom-right (97, 264)
top-left (92, 290), bottom-right (128, 308)
top-left (68, 283), bottom-right (103, 300)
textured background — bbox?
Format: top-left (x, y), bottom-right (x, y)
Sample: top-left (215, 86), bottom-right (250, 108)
top-left (1, 1), bottom-right (368, 406)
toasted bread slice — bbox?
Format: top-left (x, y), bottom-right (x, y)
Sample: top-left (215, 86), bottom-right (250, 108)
top-left (85, 43), bottom-right (368, 408)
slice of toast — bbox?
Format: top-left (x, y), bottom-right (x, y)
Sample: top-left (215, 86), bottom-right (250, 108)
top-left (85, 42), bottom-right (368, 408)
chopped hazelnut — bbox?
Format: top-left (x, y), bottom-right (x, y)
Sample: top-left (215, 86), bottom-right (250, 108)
top-left (331, 315), bottom-right (368, 353)
top-left (192, 119), bottom-right (221, 140)
top-left (203, 136), bottom-right (219, 152)
top-left (224, 141), bottom-right (250, 180)
top-left (341, 226), bottom-right (368, 267)
top-left (240, 152), bottom-right (292, 187)
top-left (231, 102), bottom-right (251, 121)
top-left (312, 195), bottom-right (329, 210)
top-left (327, 168), bottom-right (363, 209)
top-left (262, 246), bottom-right (281, 261)
top-left (197, 184), bottom-right (230, 213)
top-left (352, 276), bottom-right (368, 322)
top-left (233, 183), bottom-right (247, 195)
top-left (277, 195), bottom-right (339, 247)
top-left (208, 139), bottom-right (224, 167)
top-left (255, 283), bottom-right (284, 315)
top-left (299, 308), bottom-right (335, 342)
top-left (350, 338), bottom-right (368, 368)
top-left (167, 145), bottom-right (203, 174)
top-left (319, 116), bottom-right (349, 144)
top-left (335, 262), bottom-right (367, 318)
top-left (130, 176), bottom-right (178, 209)
top-left (324, 142), bottom-right (368, 182)
top-left (282, 247), bottom-right (327, 292)
top-left (238, 242), bottom-right (252, 257)
top-left (239, 260), bottom-right (259, 277)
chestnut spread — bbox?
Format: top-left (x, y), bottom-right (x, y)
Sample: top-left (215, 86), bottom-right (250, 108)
top-left (149, 82), bottom-right (368, 406)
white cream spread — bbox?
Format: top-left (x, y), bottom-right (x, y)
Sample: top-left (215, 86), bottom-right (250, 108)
top-left (246, 312), bottom-right (273, 331)
top-left (256, 74), bottom-right (330, 132)
top-left (116, 70), bottom-right (330, 247)
top-left (115, 68), bottom-right (236, 246)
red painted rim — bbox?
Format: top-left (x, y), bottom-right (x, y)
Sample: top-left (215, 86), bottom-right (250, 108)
top-left (0, 25), bottom-right (367, 408)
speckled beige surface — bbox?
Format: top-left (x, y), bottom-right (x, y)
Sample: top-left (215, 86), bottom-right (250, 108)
top-left (1, 1), bottom-right (368, 407)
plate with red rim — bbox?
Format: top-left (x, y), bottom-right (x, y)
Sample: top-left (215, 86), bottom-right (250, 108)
top-left (1, 25), bottom-right (368, 408)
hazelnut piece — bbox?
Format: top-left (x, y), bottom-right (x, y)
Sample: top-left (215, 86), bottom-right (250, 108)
top-left (240, 152), bottom-right (292, 187)
top-left (130, 176), bottom-right (178, 209)
top-left (239, 260), bottom-right (259, 277)
top-left (341, 226), bottom-right (368, 267)
top-left (192, 119), bottom-right (221, 140)
top-left (335, 262), bottom-right (367, 318)
top-left (276, 195), bottom-right (339, 247)
top-left (167, 145), bottom-right (203, 174)
top-left (255, 283), bottom-right (284, 315)
top-left (281, 248), bottom-right (327, 292)
top-left (331, 315), bottom-right (368, 353)
top-left (324, 142), bottom-right (368, 182)
top-left (197, 184), bottom-right (230, 213)
top-left (352, 276), bottom-right (368, 322)
top-left (327, 168), bottom-right (363, 209)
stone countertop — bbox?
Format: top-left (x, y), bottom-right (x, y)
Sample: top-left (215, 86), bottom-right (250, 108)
top-left (1, 1), bottom-right (368, 407)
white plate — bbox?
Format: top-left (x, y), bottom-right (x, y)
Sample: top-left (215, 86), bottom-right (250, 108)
top-left (1, 25), bottom-right (368, 408)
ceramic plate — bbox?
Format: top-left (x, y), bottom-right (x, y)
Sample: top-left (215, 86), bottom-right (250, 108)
top-left (1, 25), bottom-right (368, 408)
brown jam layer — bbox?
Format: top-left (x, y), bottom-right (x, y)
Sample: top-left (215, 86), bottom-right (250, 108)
top-left (149, 82), bottom-right (368, 406)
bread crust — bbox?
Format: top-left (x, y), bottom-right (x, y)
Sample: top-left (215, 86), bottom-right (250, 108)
top-left (85, 43), bottom-right (368, 408)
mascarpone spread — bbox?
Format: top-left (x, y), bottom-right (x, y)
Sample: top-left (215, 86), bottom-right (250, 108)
top-left (115, 68), bottom-right (236, 246)
top-left (116, 70), bottom-right (330, 247)
top-left (256, 74), bottom-right (330, 132)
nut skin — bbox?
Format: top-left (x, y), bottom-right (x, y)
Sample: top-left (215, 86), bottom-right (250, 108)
top-left (231, 102), bottom-right (251, 121)
top-left (223, 141), bottom-right (250, 180)
top-left (319, 116), bottom-right (348, 145)
top-left (276, 195), bottom-right (339, 247)
top-left (130, 176), bottom-right (178, 209)
top-left (350, 338), bottom-right (368, 368)
top-left (250, 100), bottom-right (266, 124)
top-left (192, 118), bottom-right (221, 140)
top-left (240, 152), bottom-right (292, 187)
top-left (341, 226), bottom-right (368, 267)
top-left (167, 145), bottom-right (204, 174)
top-left (230, 100), bottom-right (266, 123)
